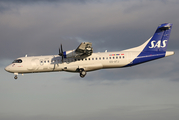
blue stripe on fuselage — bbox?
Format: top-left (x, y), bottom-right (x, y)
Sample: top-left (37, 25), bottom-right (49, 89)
top-left (125, 51), bottom-right (166, 67)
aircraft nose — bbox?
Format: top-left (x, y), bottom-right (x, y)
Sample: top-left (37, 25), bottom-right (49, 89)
top-left (5, 66), bottom-right (10, 72)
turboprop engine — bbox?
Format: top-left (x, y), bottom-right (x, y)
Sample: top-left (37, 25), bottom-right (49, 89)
top-left (59, 42), bottom-right (93, 59)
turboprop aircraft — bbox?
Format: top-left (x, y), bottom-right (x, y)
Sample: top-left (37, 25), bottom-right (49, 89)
top-left (5, 23), bottom-right (174, 79)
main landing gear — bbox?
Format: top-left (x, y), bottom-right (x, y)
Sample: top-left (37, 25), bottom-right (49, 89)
top-left (78, 68), bottom-right (87, 78)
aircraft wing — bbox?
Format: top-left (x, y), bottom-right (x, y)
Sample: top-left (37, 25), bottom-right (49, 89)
top-left (75, 42), bottom-right (93, 56)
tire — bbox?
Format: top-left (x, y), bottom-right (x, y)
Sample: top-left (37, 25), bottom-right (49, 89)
top-left (79, 70), bottom-right (86, 78)
top-left (14, 76), bottom-right (18, 79)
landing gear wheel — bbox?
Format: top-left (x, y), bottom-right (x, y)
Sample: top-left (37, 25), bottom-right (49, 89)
top-left (79, 69), bottom-right (87, 78)
top-left (14, 75), bottom-right (18, 79)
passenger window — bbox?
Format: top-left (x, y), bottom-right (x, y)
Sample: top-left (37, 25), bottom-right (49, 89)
top-left (106, 57), bottom-right (108, 60)
top-left (88, 58), bottom-right (90, 60)
top-left (96, 58), bottom-right (98, 60)
top-left (123, 56), bottom-right (125, 58)
top-left (119, 56), bottom-right (121, 59)
top-left (92, 58), bottom-right (94, 60)
top-left (116, 57), bottom-right (118, 59)
top-left (99, 57), bottom-right (101, 60)
top-left (40, 60), bottom-right (44, 65)
top-left (113, 57), bottom-right (115, 59)
top-left (103, 57), bottom-right (105, 60)
top-left (44, 61), bottom-right (46, 63)
top-left (109, 57), bottom-right (111, 59)
top-left (85, 58), bottom-right (87, 60)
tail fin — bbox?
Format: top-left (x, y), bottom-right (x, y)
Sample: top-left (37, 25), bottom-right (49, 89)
top-left (142, 23), bottom-right (173, 52)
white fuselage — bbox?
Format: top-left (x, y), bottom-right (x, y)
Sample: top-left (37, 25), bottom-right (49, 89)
top-left (5, 51), bottom-right (136, 74)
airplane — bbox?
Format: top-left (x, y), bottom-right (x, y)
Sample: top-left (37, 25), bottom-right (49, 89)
top-left (5, 23), bottom-right (174, 79)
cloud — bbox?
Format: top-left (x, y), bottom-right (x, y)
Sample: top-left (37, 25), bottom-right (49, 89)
top-left (1, 71), bottom-right (179, 120)
top-left (2, 104), bottom-right (179, 120)
top-left (0, 0), bottom-right (179, 60)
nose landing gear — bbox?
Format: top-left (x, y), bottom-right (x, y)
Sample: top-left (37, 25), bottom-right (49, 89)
top-left (14, 75), bottom-right (18, 79)
top-left (14, 73), bottom-right (18, 80)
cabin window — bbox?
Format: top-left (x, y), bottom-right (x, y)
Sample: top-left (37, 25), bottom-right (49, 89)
top-left (113, 57), bottom-right (115, 59)
top-left (109, 57), bottom-right (111, 59)
top-left (96, 58), bottom-right (98, 60)
top-left (99, 57), bottom-right (101, 60)
top-left (123, 56), bottom-right (125, 58)
top-left (78, 59), bottom-right (80, 61)
top-left (85, 58), bottom-right (87, 61)
top-left (116, 57), bottom-right (118, 59)
top-left (106, 57), bottom-right (108, 60)
top-left (92, 58), bottom-right (94, 60)
top-left (44, 61), bottom-right (46, 63)
top-left (40, 60), bottom-right (44, 65)
top-left (88, 58), bottom-right (90, 60)
top-left (103, 57), bottom-right (105, 60)
top-left (48, 60), bottom-right (49, 63)
top-left (119, 56), bottom-right (121, 59)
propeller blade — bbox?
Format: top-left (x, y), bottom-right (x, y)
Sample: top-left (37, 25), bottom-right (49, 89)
top-left (61, 55), bottom-right (63, 62)
top-left (61, 44), bottom-right (63, 54)
top-left (58, 47), bottom-right (61, 56)
top-left (59, 44), bottom-right (64, 62)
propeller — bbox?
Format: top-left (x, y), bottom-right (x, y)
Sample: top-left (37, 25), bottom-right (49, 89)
top-left (58, 44), bottom-right (64, 62)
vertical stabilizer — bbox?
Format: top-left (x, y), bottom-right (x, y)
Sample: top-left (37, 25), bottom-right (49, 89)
top-left (125, 23), bottom-right (174, 67)
top-left (142, 23), bottom-right (172, 52)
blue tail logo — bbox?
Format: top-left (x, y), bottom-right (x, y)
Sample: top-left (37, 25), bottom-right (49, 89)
top-left (149, 40), bottom-right (167, 48)
top-left (143, 23), bottom-right (172, 52)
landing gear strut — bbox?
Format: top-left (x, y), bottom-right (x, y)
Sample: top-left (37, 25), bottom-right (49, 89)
top-left (14, 73), bottom-right (18, 80)
top-left (78, 68), bottom-right (87, 78)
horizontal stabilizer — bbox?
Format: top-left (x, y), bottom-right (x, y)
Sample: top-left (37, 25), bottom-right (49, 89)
top-left (165, 51), bottom-right (174, 57)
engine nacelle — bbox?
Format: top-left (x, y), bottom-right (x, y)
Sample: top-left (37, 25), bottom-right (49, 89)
top-left (63, 42), bottom-right (93, 58)
top-left (64, 50), bottom-right (82, 58)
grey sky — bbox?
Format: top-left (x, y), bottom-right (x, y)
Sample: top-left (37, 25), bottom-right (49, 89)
top-left (0, 0), bottom-right (179, 120)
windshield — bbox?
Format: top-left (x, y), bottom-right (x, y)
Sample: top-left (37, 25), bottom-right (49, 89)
top-left (12, 59), bottom-right (22, 63)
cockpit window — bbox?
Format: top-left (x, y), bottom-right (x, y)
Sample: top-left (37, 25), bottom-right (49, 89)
top-left (12, 59), bottom-right (22, 63)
